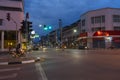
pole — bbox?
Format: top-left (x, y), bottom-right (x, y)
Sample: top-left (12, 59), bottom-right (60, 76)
top-left (59, 19), bottom-right (62, 48)
top-left (6, 13), bottom-right (18, 47)
top-left (25, 12), bottom-right (29, 52)
top-left (11, 18), bottom-right (18, 46)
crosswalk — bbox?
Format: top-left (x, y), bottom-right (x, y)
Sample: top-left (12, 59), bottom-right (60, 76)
top-left (0, 66), bottom-right (21, 80)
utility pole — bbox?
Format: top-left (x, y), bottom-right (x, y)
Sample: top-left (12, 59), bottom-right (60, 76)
top-left (6, 13), bottom-right (18, 46)
top-left (25, 12), bottom-right (29, 52)
top-left (59, 19), bottom-right (62, 48)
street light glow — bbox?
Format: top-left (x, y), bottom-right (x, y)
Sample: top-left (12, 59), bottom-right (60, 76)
top-left (73, 29), bottom-right (77, 33)
top-left (31, 30), bottom-right (35, 34)
top-left (39, 24), bottom-right (42, 27)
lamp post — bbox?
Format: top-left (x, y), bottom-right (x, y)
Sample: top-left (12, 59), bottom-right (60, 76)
top-left (73, 29), bottom-right (77, 48)
top-left (59, 19), bottom-right (62, 48)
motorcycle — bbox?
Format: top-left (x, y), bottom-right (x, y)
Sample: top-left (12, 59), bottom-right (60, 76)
top-left (10, 48), bottom-right (25, 58)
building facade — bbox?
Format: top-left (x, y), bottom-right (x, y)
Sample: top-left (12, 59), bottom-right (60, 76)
top-left (0, 0), bottom-right (24, 51)
top-left (78, 8), bottom-right (120, 48)
top-left (62, 21), bottom-right (80, 48)
top-left (45, 8), bottom-right (120, 49)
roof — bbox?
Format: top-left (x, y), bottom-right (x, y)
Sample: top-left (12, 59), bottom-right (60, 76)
top-left (80, 7), bottom-right (120, 17)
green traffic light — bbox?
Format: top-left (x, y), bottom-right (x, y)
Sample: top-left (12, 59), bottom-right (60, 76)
top-left (43, 25), bottom-right (52, 30)
top-left (44, 27), bottom-right (48, 30)
top-left (48, 26), bottom-right (52, 29)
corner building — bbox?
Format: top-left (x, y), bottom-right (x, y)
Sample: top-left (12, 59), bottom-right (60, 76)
top-left (0, 0), bottom-right (24, 51)
top-left (78, 8), bottom-right (120, 48)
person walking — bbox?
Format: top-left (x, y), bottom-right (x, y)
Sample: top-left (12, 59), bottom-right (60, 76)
top-left (16, 43), bottom-right (21, 54)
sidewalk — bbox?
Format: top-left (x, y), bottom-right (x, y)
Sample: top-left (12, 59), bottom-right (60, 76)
top-left (0, 51), bottom-right (40, 65)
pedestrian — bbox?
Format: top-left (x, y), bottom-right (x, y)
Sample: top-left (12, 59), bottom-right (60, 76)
top-left (16, 43), bottom-right (21, 54)
top-left (8, 45), bottom-right (12, 54)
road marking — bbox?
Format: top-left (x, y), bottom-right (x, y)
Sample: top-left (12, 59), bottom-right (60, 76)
top-left (0, 73), bottom-right (17, 79)
top-left (0, 62), bottom-right (8, 65)
top-left (35, 63), bottom-right (48, 80)
top-left (22, 60), bottom-right (35, 64)
top-left (0, 67), bottom-right (21, 72)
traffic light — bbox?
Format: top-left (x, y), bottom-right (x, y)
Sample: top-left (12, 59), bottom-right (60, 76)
top-left (6, 13), bottom-right (10, 21)
top-left (43, 25), bottom-right (52, 30)
top-left (20, 20), bottom-right (26, 33)
top-left (48, 26), bottom-right (52, 29)
top-left (27, 21), bottom-right (33, 33)
top-left (43, 25), bottom-right (48, 30)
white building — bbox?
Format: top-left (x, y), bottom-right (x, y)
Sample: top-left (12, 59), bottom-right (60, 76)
top-left (0, 0), bottom-right (24, 51)
top-left (78, 8), bottom-right (120, 48)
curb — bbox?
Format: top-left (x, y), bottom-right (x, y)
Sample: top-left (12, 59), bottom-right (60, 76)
top-left (0, 58), bottom-right (41, 65)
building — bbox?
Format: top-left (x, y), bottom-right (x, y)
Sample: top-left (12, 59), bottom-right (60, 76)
top-left (47, 20), bottom-right (80, 48)
top-left (78, 7), bottom-right (120, 48)
top-left (62, 21), bottom-right (80, 48)
top-left (0, 0), bottom-right (24, 51)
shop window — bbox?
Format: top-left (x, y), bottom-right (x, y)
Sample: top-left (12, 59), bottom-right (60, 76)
top-left (114, 26), bottom-right (120, 30)
top-left (0, 19), bottom-right (3, 26)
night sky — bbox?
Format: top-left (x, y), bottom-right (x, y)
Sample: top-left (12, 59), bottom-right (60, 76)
top-left (24, 0), bottom-right (120, 36)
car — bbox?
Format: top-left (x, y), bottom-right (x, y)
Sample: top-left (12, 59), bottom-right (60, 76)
top-left (78, 45), bottom-right (88, 50)
top-left (32, 46), bottom-right (39, 50)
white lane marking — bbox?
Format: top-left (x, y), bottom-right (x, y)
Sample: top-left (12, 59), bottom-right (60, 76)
top-left (35, 63), bottom-right (48, 80)
top-left (0, 62), bottom-right (8, 65)
top-left (0, 73), bottom-right (17, 79)
top-left (22, 60), bottom-right (35, 64)
top-left (0, 67), bottom-right (21, 72)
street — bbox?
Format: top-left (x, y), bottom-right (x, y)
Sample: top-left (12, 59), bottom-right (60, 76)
top-left (1, 48), bottom-right (120, 80)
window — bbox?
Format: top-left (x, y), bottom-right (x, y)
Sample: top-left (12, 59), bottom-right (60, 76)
top-left (0, 6), bottom-right (22, 12)
top-left (82, 19), bottom-right (85, 26)
top-left (102, 15), bottom-right (105, 23)
top-left (114, 26), bottom-right (120, 30)
top-left (113, 15), bottom-right (120, 22)
top-left (0, 19), bottom-right (3, 26)
top-left (91, 15), bottom-right (105, 24)
top-left (4, 31), bottom-right (16, 40)
top-left (82, 29), bottom-right (86, 33)
top-left (95, 16), bottom-right (101, 23)
top-left (91, 17), bottom-right (94, 24)
top-left (9, 0), bottom-right (22, 1)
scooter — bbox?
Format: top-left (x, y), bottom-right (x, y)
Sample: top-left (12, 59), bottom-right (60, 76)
top-left (10, 48), bottom-right (25, 58)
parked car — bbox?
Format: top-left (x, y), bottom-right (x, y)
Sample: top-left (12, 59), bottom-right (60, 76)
top-left (32, 46), bottom-right (39, 50)
top-left (78, 45), bottom-right (88, 50)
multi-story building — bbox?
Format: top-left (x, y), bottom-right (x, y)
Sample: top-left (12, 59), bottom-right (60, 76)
top-left (62, 20), bottom-right (80, 48)
top-left (78, 7), bottom-right (120, 48)
top-left (47, 7), bottom-right (120, 49)
top-left (48, 20), bottom-right (80, 48)
top-left (0, 0), bottom-right (24, 51)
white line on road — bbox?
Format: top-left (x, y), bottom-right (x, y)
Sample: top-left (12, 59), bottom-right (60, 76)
top-left (0, 67), bottom-right (21, 72)
top-left (0, 73), bottom-right (17, 79)
top-left (22, 60), bottom-right (35, 64)
top-left (35, 63), bottom-right (48, 80)
top-left (0, 62), bottom-right (8, 65)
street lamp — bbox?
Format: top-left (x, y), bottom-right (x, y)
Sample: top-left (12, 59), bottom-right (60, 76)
top-left (73, 29), bottom-right (77, 33)
top-left (59, 19), bottom-right (62, 48)
top-left (39, 24), bottom-right (42, 27)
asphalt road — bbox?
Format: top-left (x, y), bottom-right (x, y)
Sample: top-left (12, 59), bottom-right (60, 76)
top-left (0, 63), bottom-right (40, 80)
top-left (1, 48), bottom-right (120, 80)
top-left (35, 49), bottom-right (120, 80)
